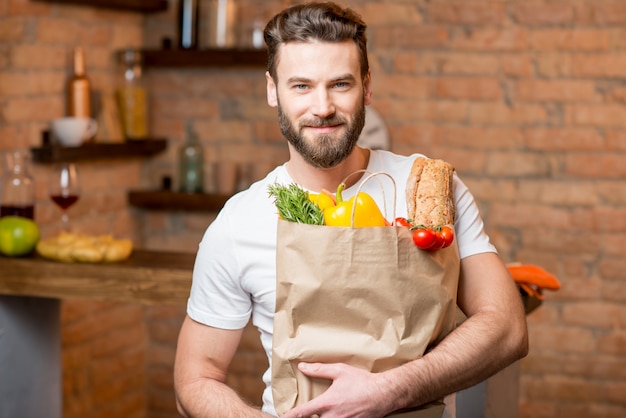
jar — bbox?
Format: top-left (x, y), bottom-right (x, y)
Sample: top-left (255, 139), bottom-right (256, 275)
top-left (116, 49), bottom-right (148, 140)
top-left (1, 151), bottom-right (35, 220)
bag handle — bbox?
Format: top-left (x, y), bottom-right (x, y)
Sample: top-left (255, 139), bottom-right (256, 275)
top-left (340, 169), bottom-right (397, 228)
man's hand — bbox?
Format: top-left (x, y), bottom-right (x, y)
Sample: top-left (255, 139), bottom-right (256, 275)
top-left (281, 362), bottom-right (396, 418)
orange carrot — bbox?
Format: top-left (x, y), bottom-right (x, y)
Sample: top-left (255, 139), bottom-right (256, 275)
top-left (507, 264), bottom-right (561, 291)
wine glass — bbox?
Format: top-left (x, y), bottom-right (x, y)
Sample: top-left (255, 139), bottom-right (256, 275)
top-left (50, 163), bottom-right (80, 230)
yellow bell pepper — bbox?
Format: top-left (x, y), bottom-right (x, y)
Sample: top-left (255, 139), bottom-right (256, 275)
top-left (308, 191), bottom-right (336, 211)
top-left (323, 182), bottom-right (387, 227)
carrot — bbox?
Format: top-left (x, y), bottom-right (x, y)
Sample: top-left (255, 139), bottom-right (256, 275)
top-left (507, 264), bottom-right (561, 291)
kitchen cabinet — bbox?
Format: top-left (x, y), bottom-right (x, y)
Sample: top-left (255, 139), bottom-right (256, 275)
top-left (32, 0), bottom-right (168, 13)
top-left (0, 249), bottom-right (193, 418)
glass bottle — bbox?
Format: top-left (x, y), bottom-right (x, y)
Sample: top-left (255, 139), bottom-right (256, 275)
top-left (1, 151), bottom-right (35, 220)
top-left (67, 47), bottom-right (91, 118)
top-left (116, 49), bottom-right (148, 140)
top-left (178, 124), bottom-right (204, 193)
top-left (178, 0), bottom-right (200, 49)
top-left (206, 0), bottom-right (237, 48)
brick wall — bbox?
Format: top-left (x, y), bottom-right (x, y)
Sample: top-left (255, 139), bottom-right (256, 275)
top-left (1, 0), bottom-right (625, 417)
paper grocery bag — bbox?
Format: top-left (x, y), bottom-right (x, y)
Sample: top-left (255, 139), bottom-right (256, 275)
top-left (272, 219), bottom-right (460, 417)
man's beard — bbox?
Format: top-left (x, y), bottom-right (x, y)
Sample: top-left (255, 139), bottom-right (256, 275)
top-left (278, 101), bottom-right (366, 169)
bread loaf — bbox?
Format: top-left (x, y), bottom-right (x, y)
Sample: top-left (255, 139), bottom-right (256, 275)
top-left (406, 157), bottom-right (455, 226)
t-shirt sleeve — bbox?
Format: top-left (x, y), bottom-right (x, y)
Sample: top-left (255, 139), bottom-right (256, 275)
top-left (186, 209), bottom-right (253, 330)
top-left (452, 173), bottom-right (498, 259)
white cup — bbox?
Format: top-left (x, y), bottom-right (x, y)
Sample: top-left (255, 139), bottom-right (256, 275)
top-left (51, 117), bottom-right (98, 147)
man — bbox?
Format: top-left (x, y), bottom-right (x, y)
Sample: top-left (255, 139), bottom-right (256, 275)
top-left (174, 2), bottom-right (528, 417)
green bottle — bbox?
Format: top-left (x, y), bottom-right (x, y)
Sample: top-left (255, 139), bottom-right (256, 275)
top-left (178, 123), bottom-right (204, 193)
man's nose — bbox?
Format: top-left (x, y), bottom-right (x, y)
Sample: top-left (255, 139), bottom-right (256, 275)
top-left (311, 89), bottom-right (335, 118)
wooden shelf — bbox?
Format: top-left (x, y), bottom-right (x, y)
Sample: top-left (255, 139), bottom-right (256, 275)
top-left (30, 139), bottom-right (167, 163)
top-left (140, 48), bottom-right (267, 68)
top-left (128, 190), bottom-right (230, 212)
top-left (32, 0), bottom-right (168, 13)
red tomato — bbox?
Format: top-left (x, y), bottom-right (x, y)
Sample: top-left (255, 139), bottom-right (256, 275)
top-left (394, 217), bottom-right (412, 228)
top-left (429, 230), bottom-right (446, 251)
top-left (412, 228), bottom-right (436, 250)
top-left (439, 226), bottom-right (454, 248)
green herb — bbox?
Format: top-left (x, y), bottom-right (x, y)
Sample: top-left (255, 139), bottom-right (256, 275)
top-left (267, 183), bottom-right (325, 225)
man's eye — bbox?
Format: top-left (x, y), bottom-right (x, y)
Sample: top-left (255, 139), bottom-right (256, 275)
top-left (294, 84), bottom-right (308, 90)
top-left (334, 82), bottom-right (349, 89)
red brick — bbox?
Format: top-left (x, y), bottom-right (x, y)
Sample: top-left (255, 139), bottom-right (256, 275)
top-left (515, 79), bottom-right (599, 102)
top-left (572, 53), bottom-right (626, 78)
top-left (551, 277), bottom-right (601, 301)
top-left (518, 180), bottom-right (597, 206)
top-left (518, 399), bottom-right (557, 418)
top-left (524, 375), bottom-right (604, 402)
top-left (524, 127), bottom-right (605, 151)
top-left (535, 52), bottom-right (573, 77)
top-left (565, 105), bottom-right (626, 128)
top-left (576, 0), bottom-right (626, 25)
top-left (427, 2), bottom-right (506, 25)
top-left (450, 27), bottom-right (528, 51)
top-left (501, 53), bottom-right (534, 77)
top-left (565, 152), bottom-right (626, 178)
top-left (529, 29), bottom-right (611, 51)
top-left (377, 98), bottom-right (468, 123)
top-left (562, 302), bottom-right (626, 329)
top-left (367, 75), bottom-right (433, 99)
top-left (613, 28), bottom-right (626, 49)
top-left (436, 77), bottom-right (502, 100)
top-left (0, 71), bottom-right (65, 96)
top-left (415, 52), bottom-right (500, 76)
top-left (485, 152), bottom-right (552, 177)
top-left (0, 17), bottom-right (25, 41)
top-left (559, 403), bottom-right (626, 418)
top-left (490, 202), bottom-right (570, 228)
top-left (361, 3), bottom-right (423, 26)
top-left (606, 130), bottom-right (626, 150)
top-left (512, 1), bottom-right (574, 25)
top-left (373, 27), bottom-right (449, 49)
top-left (3, 96), bottom-right (63, 122)
top-left (36, 18), bottom-right (111, 45)
top-left (599, 257), bottom-right (626, 281)
top-left (388, 123), bottom-right (441, 149)
top-left (469, 103), bottom-right (548, 125)
top-left (596, 331), bottom-right (626, 356)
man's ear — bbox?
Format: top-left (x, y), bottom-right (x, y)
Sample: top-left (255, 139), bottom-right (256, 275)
top-left (266, 71), bottom-right (278, 107)
top-left (363, 71), bottom-right (373, 106)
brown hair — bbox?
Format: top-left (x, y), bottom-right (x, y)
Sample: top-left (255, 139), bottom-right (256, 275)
top-left (264, 2), bottom-right (369, 81)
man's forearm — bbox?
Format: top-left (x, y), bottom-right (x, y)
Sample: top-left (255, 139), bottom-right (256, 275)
top-left (176, 379), bottom-right (270, 418)
top-left (381, 307), bottom-right (528, 411)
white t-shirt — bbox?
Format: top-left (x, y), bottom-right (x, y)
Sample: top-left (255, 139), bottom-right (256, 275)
top-left (187, 150), bottom-right (497, 416)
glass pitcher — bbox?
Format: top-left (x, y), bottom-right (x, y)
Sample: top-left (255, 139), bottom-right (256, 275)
top-left (1, 150), bottom-right (35, 219)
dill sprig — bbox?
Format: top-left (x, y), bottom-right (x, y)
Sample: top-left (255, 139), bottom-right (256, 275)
top-left (267, 183), bottom-right (325, 225)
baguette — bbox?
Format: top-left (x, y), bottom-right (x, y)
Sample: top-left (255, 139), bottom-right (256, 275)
top-left (406, 157), bottom-right (455, 226)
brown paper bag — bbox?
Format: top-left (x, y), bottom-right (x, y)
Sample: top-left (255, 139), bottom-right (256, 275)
top-left (272, 218), bottom-right (460, 417)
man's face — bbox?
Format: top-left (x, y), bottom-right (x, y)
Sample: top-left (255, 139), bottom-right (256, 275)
top-left (266, 41), bottom-right (372, 169)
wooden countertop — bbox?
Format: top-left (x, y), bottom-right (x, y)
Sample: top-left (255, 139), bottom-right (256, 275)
top-left (0, 250), bottom-right (195, 306)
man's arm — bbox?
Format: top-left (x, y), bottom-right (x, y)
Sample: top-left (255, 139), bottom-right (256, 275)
top-left (282, 252), bottom-right (528, 418)
top-left (174, 315), bottom-right (269, 417)
top-left (384, 251), bottom-right (529, 409)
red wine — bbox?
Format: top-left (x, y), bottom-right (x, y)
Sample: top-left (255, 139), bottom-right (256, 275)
top-left (51, 194), bottom-right (79, 210)
top-left (0, 204), bottom-right (34, 219)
